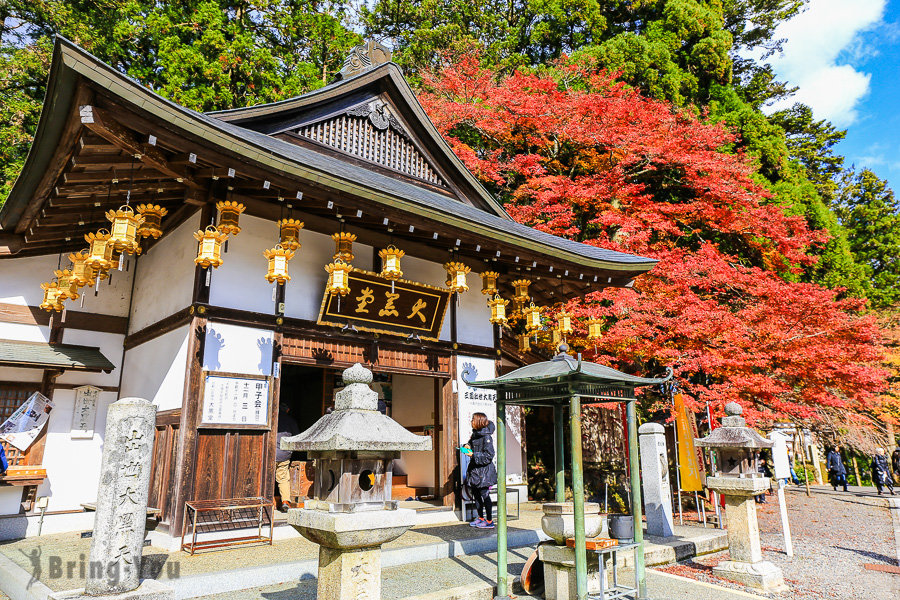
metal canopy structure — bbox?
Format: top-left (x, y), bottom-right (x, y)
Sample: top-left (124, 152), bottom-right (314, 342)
top-left (469, 350), bottom-right (671, 600)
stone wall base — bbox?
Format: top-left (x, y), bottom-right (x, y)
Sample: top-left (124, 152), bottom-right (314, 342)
top-left (712, 560), bottom-right (787, 592)
top-left (317, 545), bottom-right (382, 600)
top-left (48, 579), bottom-right (174, 600)
top-left (538, 544), bottom-right (606, 600)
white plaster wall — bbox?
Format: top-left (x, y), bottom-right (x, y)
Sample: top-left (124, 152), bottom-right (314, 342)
top-left (0, 254), bottom-right (60, 306)
top-left (0, 321), bottom-right (49, 343)
top-left (74, 259), bottom-right (134, 318)
top-left (391, 374), bottom-right (436, 489)
top-left (0, 367), bottom-right (43, 384)
top-left (129, 213), bottom-right (199, 332)
top-left (120, 324), bottom-right (190, 410)
top-left (203, 322), bottom-right (274, 376)
top-left (0, 488), bottom-right (21, 514)
top-left (34, 388), bottom-right (118, 511)
top-left (457, 283), bottom-right (494, 347)
top-left (283, 228), bottom-right (375, 321)
top-left (55, 329), bottom-right (124, 388)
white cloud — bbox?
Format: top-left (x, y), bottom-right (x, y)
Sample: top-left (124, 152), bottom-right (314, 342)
top-left (761, 0), bottom-right (886, 126)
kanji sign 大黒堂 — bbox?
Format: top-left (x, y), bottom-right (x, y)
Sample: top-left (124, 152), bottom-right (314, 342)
top-left (318, 270), bottom-right (451, 340)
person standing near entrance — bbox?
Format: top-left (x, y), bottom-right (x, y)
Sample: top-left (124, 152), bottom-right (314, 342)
top-left (826, 445), bottom-right (848, 492)
top-left (872, 447), bottom-right (895, 495)
top-left (276, 404), bottom-right (300, 511)
top-left (464, 412), bottom-right (498, 529)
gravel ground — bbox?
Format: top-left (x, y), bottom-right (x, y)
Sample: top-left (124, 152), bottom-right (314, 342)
top-left (658, 485), bottom-right (900, 599)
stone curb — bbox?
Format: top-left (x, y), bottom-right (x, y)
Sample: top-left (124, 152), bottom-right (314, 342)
top-left (888, 498), bottom-right (900, 566)
top-left (0, 550), bottom-right (55, 600)
top-left (168, 528), bottom-right (549, 599)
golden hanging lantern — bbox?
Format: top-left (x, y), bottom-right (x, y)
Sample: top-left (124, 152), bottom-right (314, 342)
top-left (445, 261), bottom-right (471, 293)
top-left (523, 303), bottom-right (543, 333)
top-left (39, 282), bottom-right (65, 312)
top-left (487, 294), bottom-right (510, 325)
top-left (518, 334), bottom-right (531, 353)
top-left (278, 219), bottom-right (304, 251)
top-left (511, 279), bottom-right (531, 309)
top-left (84, 230), bottom-right (114, 271)
top-left (481, 271), bottom-right (500, 296)
top-left (379, 245), bottom-right (405, 280)
top-left (136, 204), bottom-right (168, 239)
top-left (106, 205), bottom-right (144, 253)
top-left (557, 309), bottom-right (574, 335)
top-left (68, 250), bottom-right (96, 288)
top-left (332, 232), bottom-right (357, 262)
top-left (216, 200), bottom-right (246, 235)
top-left (193, 226), bottom-right (229, 268)
top-left (54, 269), bottom-right (80, 301)
top-left (551, 329), bottom-right (562, 345)
top-left (586, 318), bottom-right (604, 340)
top-left (264, 245), bottom-right (295, 284)
top-left (325, 259), bottom-right (353, 296)
top-left (97, 250), bottom-right (122, 280)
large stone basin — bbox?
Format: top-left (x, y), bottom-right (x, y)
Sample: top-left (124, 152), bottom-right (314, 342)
top-left (288, 507), bottom-right (417, 550)
top-left (541, 502), bottom-right (605, 545)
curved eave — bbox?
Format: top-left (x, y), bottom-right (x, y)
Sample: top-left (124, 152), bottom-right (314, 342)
top-left (468, 365), bottom-right (672, 389)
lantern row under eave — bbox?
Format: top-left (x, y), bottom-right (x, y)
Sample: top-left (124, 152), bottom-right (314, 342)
top-left (264, 245), bottom-right (295, 284)
top-left (216, 200), bottom-right (245, 235)
top-left (136, 204), bottom-right (168, 239)
top-left (105, 205), bottom-right (144, 254)
top-left (379, 245), bottom-right (405, 280)
top-left (194, 226), bottom-right (229, 268)
top-left (444, 261), bottom-right (470, 294)
top-left (325, 259), bottom-right (353, 296)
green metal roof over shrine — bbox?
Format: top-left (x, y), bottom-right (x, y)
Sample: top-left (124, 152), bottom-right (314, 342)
top-left (0, 340), bottom-right (115, 372)
top-left (468, 349), bottom-right (672, 404)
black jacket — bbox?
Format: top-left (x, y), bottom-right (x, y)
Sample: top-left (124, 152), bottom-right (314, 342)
top-left (826, 450), bottom-right (846, 475)
top-left (465, 421), bottom-right (498, 489)
top-left (275, 409), bottom-right (300, 463)
top-left (872, 454), bottom-right (890, 480)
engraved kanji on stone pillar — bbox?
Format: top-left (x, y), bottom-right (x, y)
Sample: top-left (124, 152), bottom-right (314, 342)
top-left (85, 397), bottom-right (156, 596)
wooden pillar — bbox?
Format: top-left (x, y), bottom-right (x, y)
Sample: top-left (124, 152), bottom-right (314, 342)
top-left (169, 313), bottom-right (206, 536)
top-left (438, 355), bottom-right (458, 507)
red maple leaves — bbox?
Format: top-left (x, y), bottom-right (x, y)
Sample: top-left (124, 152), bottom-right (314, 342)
top-left (421, 56), bottom-right (887, 426)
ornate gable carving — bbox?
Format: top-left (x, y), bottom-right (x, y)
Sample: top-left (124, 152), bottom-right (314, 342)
top-left (294, 100), bottom-right (447, 187)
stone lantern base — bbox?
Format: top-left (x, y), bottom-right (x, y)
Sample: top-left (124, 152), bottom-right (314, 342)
top-left (713, 559), bottom-right (787, 592)
top-left (289, 507), bottom-right (417, 600)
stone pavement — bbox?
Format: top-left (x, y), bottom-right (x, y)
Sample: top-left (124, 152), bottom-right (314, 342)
top-left (192, 547), bottom-right (766, 600)
top-left (0, 501), bottom-right (727, 600)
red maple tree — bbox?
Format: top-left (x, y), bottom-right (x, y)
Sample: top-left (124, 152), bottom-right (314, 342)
top-left (420, 57), bottom-right (887, 426)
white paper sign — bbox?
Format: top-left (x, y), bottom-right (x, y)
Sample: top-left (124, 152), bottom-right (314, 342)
top-left (201, 374), bottom-right (269, 426)
top-left (0, 392), bottom-right (55, 451)
top-left (71, 386), bottom-right (100, 439)
top-left (457, 357), bottom-right (497, 493)
top-left (769, 432), bottom-right (791, 480)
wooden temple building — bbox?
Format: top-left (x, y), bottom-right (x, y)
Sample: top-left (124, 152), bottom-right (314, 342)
top-left (0, 38), bottom-right (656, 541)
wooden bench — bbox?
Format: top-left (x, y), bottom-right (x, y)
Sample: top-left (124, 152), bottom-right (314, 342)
top-left (180, 497), bottom-right (274, 555)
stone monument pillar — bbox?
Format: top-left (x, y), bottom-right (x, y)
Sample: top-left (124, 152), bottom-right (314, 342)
top-left (638, 423), bottom-right (675, 537)
top-left (51, 397), bottom-right (173, 600)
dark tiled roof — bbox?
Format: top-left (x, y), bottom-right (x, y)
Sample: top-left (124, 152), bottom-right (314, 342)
top-left (0, 340), bottom-right (115, 372)
top-left (469, 353), bottom-right (672, 388)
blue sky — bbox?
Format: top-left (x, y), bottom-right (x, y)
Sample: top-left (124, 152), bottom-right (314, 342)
top-left (759, 0), bottom-right (900, 189)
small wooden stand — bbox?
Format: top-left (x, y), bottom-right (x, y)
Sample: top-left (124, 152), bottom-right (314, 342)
top-left (180, 497), bottom-right (274, 555)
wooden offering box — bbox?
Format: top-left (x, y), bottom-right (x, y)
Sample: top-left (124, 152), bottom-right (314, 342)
top-left (566, 536), bottom-right (618, 550)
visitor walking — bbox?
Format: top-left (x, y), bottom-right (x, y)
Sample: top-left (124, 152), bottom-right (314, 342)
top-left (826, 445), bottom-right (849, 492)
top-left (872, 447), bottom-right (895, 496)
top-left (891, 445), bottom-right (900, 484)
top-left (275, 404), bottom-right (300, 511)
top-left (463, 412), bottom-right (498, 529)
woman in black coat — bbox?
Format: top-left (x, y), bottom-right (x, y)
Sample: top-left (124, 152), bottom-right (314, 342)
top-left (872, 448), bottom-right (895, 495)
top-left (826, 446), bottom-right (848, 492)
top-left (463, 412), bottom-right (498, 529)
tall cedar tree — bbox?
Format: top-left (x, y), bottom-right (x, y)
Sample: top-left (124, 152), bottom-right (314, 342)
top-left (419, 57), bottom-right (886, 425)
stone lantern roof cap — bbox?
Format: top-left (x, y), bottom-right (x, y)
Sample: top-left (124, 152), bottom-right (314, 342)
top-left (695, 402), bottom-right (773, 449)
top-left (280, 363), bottom-right (432, 453)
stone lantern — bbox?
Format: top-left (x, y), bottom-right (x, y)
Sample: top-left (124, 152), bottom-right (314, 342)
top-left (281, 363), bottom-right (432, 600)
top-left (695, 402), bottom-right (786, 592)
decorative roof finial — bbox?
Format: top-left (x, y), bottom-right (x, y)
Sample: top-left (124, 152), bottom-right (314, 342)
top-left (338, 40), bottom-right (392, 80)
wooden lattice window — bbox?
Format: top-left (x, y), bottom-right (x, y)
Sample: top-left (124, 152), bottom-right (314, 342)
top-left (0, 386), bottom-right (37, 466)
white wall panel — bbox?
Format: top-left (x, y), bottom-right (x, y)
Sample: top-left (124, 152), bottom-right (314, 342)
top-left (283, 228), bottom-right (374, 321)
top-left (119, 325), bottom-right (189, 410)
top-left (208, 214), bottom-right (281, 314)
top-left (0, 367), bottom-right (43, 383)
top-left (129, 213), bottom-right (199, 332)
top-left (0, 322), bottom-right (49, 343)
top-left (203, 322), bottom-right (273, 376)
top-left (55, 329), bottom-right (124, 388)
top-left (0, 254), bottom-right (59, 306)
